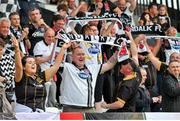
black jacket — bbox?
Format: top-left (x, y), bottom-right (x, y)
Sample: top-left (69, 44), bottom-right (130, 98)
top-left (161, 73), bottom-right (180, 112)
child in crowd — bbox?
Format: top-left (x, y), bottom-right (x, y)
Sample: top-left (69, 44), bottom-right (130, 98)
top-left (136, 68), bottom-right (160, 112)
top-left (157, 5), bottom-right (171, 33)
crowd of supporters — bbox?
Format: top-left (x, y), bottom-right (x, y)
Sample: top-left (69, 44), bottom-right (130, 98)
top-left (0, 0), bottom-right (179, 114)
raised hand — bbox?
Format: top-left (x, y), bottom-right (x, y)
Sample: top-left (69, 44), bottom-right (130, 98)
top-left (135, 34), bottom-right (147, 45)
top-left (79, 1), bottom-right (86, 7)
top-left (62, 41), bottom-right (72, 50)
top-left (22, 27), bottom-right (29, 39)
top-left (12, 37), bottom-right (19, 50)
top-left (71, 41), bottom-right (79, 49)
top-left (37, 19), bottom-right (48, 28)
top-left (125, 30), bottom-right (133, 40)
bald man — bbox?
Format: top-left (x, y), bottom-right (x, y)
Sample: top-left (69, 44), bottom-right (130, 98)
top-left (33, 28), bottom-right (58, 108)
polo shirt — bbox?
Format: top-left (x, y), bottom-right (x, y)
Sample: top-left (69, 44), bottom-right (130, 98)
top-left (33, 40), bottom-right (54, 71)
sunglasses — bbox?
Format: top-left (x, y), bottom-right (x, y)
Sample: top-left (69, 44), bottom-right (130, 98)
top-left (118, 59), bottom-right (130, 65)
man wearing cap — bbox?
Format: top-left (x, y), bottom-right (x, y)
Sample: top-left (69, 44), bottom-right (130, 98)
top-left (101, 31), bottom-right (140, 112)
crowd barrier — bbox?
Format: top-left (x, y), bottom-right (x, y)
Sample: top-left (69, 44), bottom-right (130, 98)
top-left (1, 112), bottom-right (179, 120)
top-left (60, 112), bottom-right (180, 120)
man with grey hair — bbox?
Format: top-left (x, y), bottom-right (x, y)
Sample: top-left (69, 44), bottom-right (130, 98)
top-left (0, 17), bottom-right (16, 108)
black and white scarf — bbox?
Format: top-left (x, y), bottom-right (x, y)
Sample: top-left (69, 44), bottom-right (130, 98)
top-left (56, 32), bottom-right (130, 47)
top-left (67, 13), bottom-right (132, 31)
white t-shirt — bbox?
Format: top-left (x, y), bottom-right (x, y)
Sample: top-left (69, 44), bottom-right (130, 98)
top-left (60, 62), bottom-right (102, 107)
top-left (80, 42), bottom-right (102, 65)
top-left (33, 40), bottom-right (54, 71)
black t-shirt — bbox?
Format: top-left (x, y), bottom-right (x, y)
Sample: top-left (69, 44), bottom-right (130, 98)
top-left (157, 15), bottom-right (171, 33)
top-left (161, 72), bottom-right (180, 111)
top-left (26, 23), bottom-right (45, 55)
top-left (111, 60), bottom-right (141, 112)
top-left (15, 71), bottom-right (47, 111)
top-left (10, 26), bottom-right (28, 54)
top-left (117, 76), bottom-right (139, 112)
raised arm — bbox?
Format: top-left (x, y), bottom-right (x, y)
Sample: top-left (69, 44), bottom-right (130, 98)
top-left (100, 51), bottom-right (117, 74)
top-left (101, 21), bottom-right (116, 36)
top-left (45, 42), bottom-right (71, 81)
top-left (70, 1), bottom-right (86, 17)
top-left (144, 39), bottom-right (162, 71)
top-left (113, 7), bottom-right (122, 16)
top-left (23, 27), bottom-right (31, 49)
top-left (127, 0), bottom-right (137, 12)
top-left (37, 18), bottom-right (49, 30)
top-left (126, 31), bottom-right (139, 65)
top-left (12, 37), bottom-right (23, 82)
top-left (151, 39), bottom-right (161, 56)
